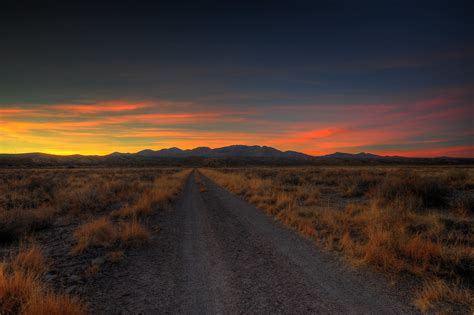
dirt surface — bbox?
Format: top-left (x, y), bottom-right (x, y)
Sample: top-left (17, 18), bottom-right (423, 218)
top-left (85, 170), bottom-right (418, 314)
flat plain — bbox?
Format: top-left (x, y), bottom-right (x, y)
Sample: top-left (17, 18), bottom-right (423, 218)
top-left (0, 166), bottom-right (472, 314)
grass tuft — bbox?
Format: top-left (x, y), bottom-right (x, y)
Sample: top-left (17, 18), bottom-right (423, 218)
top-left (72, 217), bottom-right (117, 254)
top-left (0, 247), bottom-right (86, 315)
top-left (118, 220), bottom-right (150, 248)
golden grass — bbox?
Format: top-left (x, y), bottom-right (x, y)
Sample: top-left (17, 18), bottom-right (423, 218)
top-left (111, 169), bottom-right (191, 218)
top-left (0, 168), bottom-right (189, 242)
top-left (72, 217), bottom-right (117, 254)
top-left (0, 265), bottom-right (38, 314)
top-left (118, 220), bottom-right (150, 248)
top-left (72, 217), bottom-right (151, 253)
top-left (415, 279), bottom-right (473, 313)
top-left (201, 167), bottom-right (474, 313)
top-left (0, 168), bottom-right (191, 314)
top-left (12, 242), bottom-right (48, 277)
top-left (0, 246), bottom-right (86, 315)
top-left (22, 291), bottom-right (86, 315)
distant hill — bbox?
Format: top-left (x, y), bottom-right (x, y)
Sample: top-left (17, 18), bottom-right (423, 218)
top-left (110, 145), bottom-right (311, 159)
top-left (0, 145), bottom-right (472, 167)
top-left (323, 152), bottom-right (381, 159)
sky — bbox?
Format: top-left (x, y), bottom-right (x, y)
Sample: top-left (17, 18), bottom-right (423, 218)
top-left (1, 0), bottom-right (473, 157)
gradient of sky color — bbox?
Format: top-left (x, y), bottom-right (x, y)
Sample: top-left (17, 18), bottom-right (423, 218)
top-left (1, 1), bottom-right (473, 157)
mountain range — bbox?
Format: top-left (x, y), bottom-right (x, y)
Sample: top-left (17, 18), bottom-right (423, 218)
top-left (0, 145), bottom-right (472, 166)
top-left (109, 145), bottom-right (310, 159)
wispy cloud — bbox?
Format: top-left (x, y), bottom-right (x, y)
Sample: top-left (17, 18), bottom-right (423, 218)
top-left (46, 101), bottom-right (153, 114)
top-left (1, 90), bottom-right (472, 157)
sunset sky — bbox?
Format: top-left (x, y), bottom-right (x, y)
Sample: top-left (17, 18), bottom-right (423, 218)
top-left (1, 1), bottom-right (473, 157)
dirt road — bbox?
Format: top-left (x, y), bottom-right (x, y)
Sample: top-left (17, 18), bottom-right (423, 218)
top-left (86, 171), bottom-right (416, 314)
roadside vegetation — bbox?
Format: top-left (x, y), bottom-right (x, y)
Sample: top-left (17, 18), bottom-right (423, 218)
top-left (0, 242), bottom-right (86, 315)
top-left (201, 166), bottom-right (474, 313)
top-left (0, 168), bottom-right (190, 314)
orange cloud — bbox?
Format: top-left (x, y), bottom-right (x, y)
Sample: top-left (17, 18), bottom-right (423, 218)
top-left (0, 108), bottom-right (38, 115)
top-left (271, 128), bottom-right (347, 145)
top-left (1, 96), bottom-right (472, 157)
top-left (46, 101), bottom-right (153, 113)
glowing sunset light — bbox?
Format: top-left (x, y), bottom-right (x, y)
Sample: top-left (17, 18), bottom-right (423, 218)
top-left (0, 2), bottom-right (472, 158)
top-left (46, 101), bottom-right (153, 113)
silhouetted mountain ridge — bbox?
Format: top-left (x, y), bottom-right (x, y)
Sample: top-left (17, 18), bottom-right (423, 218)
top-left (1, 145), bottom-right (472, 167)
top-left (126, 145), bottom-right (311, 158)
top-left (323, 152), bottom-right (386, 159)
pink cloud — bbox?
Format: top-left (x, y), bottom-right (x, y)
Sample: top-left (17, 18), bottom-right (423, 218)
top-left (46, 101), bottom-right (153, 113)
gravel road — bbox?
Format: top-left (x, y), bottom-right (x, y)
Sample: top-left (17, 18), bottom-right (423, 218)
top-left (86, 170), bottom-right (417, 314)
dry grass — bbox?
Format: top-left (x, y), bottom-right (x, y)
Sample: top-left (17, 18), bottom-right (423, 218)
top-left (72, 217), bottom-right (151, 252)
top-left (12, 242), bottom-right (48, 277)
top-left (0, 168), bottom-right (189, 243)
top-left (0, 265), bottom-right (40, 314)
top-left (118, 220), bottom-right (151, 248)
top-left (22, 291), bottom-right (86, 315)
top-left (111, 169), bottom-right (191, 218)
top-left (201, 166), bottom-right (474, 313)
top-left (72, 216), bottom-right (117, 254)
top-left (0, 207), bottom-right (57, 244)
top-left (416, 279), bottom-right (473, 313)
top-left (0, 245), bottom-right (86, 315)
top-left (0, 168), bottom-right (191, 314)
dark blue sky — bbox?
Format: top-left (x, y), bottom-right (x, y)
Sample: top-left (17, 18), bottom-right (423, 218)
top-left (1, 1), bottom-right (473, 156)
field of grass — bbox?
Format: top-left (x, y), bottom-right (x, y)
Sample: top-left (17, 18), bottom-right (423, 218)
top-left (2, 165), bottom-right (472, 313)
top-left (0, 168), bottom-right (190, 314)
top-left (201, 166), bottom-right (474, 313)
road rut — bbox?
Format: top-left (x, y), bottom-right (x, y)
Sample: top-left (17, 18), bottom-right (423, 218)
top-left (86, 170), bottom-right (417, 314)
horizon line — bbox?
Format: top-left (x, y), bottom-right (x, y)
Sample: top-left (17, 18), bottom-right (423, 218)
top-left (1, 144), bottom-right (473, 159)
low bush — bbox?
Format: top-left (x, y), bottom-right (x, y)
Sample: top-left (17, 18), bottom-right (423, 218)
top-left (72, 217), bottom-right (117, 254)
top-left (118, 220), bottom-right (150, 248)
top-left (375, 171), bottom-right (448, 211)
top-left (0, 245), bottom-right (86, 315)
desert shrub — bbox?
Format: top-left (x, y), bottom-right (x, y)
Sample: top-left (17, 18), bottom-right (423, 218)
top-left (0, 264), bottom-right (39, 314)
top-left (118, 220), bottom-right (150, 248)
top-left (0, 248), bottom-right (86, 315)
top-left (0, 210), bottom-right (33, 243)
top-left (415, 279), bottom-right (473, 314)
top-left (444, 169), bottom-right (470, 189)
top-left (57, 183), bottom-right (111, 215)
top-left (278, 172), bottom-right (302, 186)
top-left (22, 291), bottom-right (86, 315)
top-left (72, 217), bottom-right (117, 254)
top-left (0, 207), bottom-right (56, 244)
top-left (342, 171), bottom-right (381, 197)
top-left (295, 185), bottom-right (320, 206)
top-left (375, 171), bottom-right (448, 211)
top-left (12, 243), bottom-right (47, 277)
top-left (451, 193), bottom-right (474, 216)
top-left (110, 170), bottom-right (190, 218)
